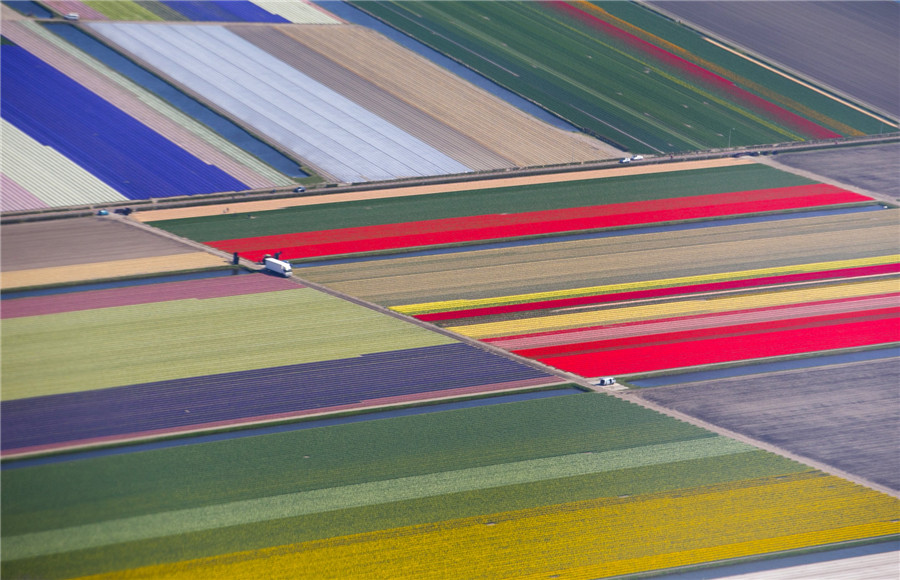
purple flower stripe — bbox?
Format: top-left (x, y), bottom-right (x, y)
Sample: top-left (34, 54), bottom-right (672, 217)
top-left (2, 274), bottom-right (300, 319)
top-left (1, 344), bottom-right (556, 454)
top-left (2, 46), bottom-right (248, 199)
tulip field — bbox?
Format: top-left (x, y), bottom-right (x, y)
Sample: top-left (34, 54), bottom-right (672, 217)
top-left (3, 0), bottom-right (899, 576)
top-left (352, 1), bottom-right (894, 152)
top-left (3, 392), bottom-right (896, 579)
top-left (0, 273), bottom-right (561, 458)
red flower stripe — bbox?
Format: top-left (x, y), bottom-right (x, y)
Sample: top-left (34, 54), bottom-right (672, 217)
top-left (550, 1), bottom-right (843, 139)
top-left (418, 262), bottom-right (900, 322)
top-left (209, 185), bottom-right (867, 261)
top-left (516, 307), bottom-right (899, 358)
top-left (535, 315), bottom-right (900, 376)
top-left (486, 292), bottom-right (900, 350)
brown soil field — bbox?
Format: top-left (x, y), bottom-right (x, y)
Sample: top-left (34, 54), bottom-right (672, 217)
top-left (767, 143), bottom-right (900, 203)
top-left (0, 217), bottom-right (227, 290)
top-left (635, 357), bottom-right (900, 493)
top-left (134, 157), bottom-right (751, 222)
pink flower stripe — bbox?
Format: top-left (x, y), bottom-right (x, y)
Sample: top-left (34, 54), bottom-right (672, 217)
top-left (1, 274), bottom-right (301, 319)
top-left (550, 1), bottom-right (843, 139)
top-left (516, 307), bottom-right (899, 359)
top-left (534, 312), bottom-right (900, 376)
top-left (209, 185), bottom-right (867, 262)
top-left (418, 262), bottom-right (900, 322)
top-left (488, 292), bottom-right (900, 350)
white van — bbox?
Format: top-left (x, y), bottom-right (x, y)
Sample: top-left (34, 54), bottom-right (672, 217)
top-left (263, 257), bottom-right (292, 277)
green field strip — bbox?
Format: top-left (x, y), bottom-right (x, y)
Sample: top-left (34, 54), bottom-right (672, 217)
top-left (612, 2), bottom-right (894, 135)
top-left (352, 2), bottom-right (831, 151)
top-left (1, 437), bottom-right (758, 561)
top-left (1, 288), bottom-right (455, 400)
top-left (1, 452), bottom-right (811, 580)
top-left (148, 165), bottom-right (812, 241)
top-left (2, 394), bottom-right (711, 535)
top-left (83, 0), bottom-right (163, 21)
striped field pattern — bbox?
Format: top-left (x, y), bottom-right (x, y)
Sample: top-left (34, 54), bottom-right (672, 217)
top-left (1, 275), bottom-right (560, 457)
top-left (3, 394), bottom-right (897, 579)
top-left (3, 2), bottom-right (898, 577)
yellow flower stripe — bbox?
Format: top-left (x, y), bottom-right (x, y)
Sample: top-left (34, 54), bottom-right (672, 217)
top-left (448, 277), bottom-right (900, 339)
top-left (76, 474), bottom-right (899, 579)
top-left (518, 521), bottom-right (899, 580)
top-left (394, 255), bottom-right (899, 315)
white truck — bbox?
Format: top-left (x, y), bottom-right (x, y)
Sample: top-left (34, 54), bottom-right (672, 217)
top-left (263, 257), bottom-right (292, 277)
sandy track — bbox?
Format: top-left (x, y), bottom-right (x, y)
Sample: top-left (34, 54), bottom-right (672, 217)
top-left (135, 157), bottom-right (752, 222)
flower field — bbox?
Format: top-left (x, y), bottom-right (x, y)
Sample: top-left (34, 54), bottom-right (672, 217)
top-left (149, 161), bottom-right (876, 262)
top-left (0, 273), bottom-right (560, 457)
top-left (352, 1), bottom-right (894, 153)
top-left (4, 393), bottom-right (896, 579)
top-left (3, 0), bottom-right (899, 577)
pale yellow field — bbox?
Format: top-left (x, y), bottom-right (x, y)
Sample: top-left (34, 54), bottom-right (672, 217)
top-left (0, 253), bottom-right (227, 290)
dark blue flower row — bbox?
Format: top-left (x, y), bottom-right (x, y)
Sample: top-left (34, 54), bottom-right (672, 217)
top-left (1, 45), bottom-right (248, 199)
top-left (160, 1), bottom-right (289, 23)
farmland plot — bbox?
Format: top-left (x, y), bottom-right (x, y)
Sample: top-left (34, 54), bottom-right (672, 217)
top-left (636, 358), bottom-right (900, 491)
top-left (1, 274), bottom-right (562, 455)
top-left (0, 217), bottom-right (225, 290)
top-left (4, 393), bottom-right (896, 579)
top-left (87, 22), bottom-right (472, 183)
top-left (352, 1), bottom-right (892, 153)
top-left (1, 42), bottom-right (248, 201)
top-left (151, 162), bottom-right (877, 263)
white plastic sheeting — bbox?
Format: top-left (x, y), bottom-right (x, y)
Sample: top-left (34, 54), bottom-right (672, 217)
top-left (88, 23), bottom-right (472, 183)
top-left (251, 0), bottom-right (341, 24)
top-left (1, 120), bottom-right (128, 210)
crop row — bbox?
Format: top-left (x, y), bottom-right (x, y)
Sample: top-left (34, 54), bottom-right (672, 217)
top-left (0, 273), bottom-right (299, 319)
top-left (351, 2), bottom-right (890, 153)
top-left (45, 472), bottom-right (897, 579)
top-left (5, 390), bottom-right (835, 578)
top-left (1, 286), bottom-right (456, 400)
top-left (412, 260), bottom-right (899, 322)
top-left (149, 162), bottom-right (809, 241)
top-left (2, 44), bottom-right (248, 199)
top-left (1, 343), bottom-right (556, 456)
top-left (529, 309), bottom-right (899, 377)
top-left (207, 184), bottom-right (870, 261)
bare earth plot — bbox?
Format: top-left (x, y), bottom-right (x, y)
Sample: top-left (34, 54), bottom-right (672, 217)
top-left (0, 217), bottom-right (224, 289)
top-left (767, 143), bottom-right (900, 203)
top-left (648, 1), bottom-right (900, 119)
top-left (634, 358), bottom-right (900, 492)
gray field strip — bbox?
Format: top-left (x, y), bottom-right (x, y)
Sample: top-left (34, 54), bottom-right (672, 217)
top-left (634, 358), bottom-right (900, 494)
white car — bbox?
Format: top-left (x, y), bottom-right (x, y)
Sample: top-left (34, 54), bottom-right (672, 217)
top-left (618, 158), bottom-right (631, 164)
top-left (630, 155), bottom-right (644, 161)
